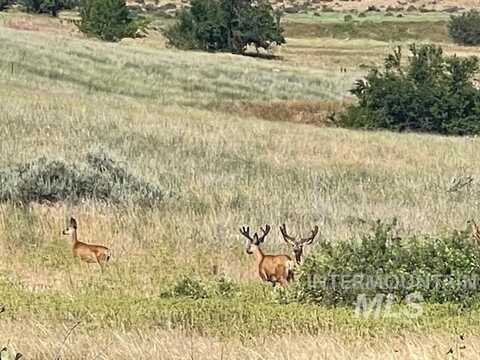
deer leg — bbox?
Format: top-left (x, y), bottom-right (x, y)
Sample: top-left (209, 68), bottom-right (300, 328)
top-left (96, 256), bottom-right (104, 274)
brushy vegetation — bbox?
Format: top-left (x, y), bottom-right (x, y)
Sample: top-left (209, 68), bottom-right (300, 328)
top-left (0, 150), bottom-right (164, 206)
top-left (76, 0), bottom-right (147, 41)
top-left (448, 9), bottom-right (480, 46)
top-left (292, 220), bottom-right (480, 306)
top-left (164, 0), bottom-right (285, 54)
top-left (338, 44), bottom-right (480, 135)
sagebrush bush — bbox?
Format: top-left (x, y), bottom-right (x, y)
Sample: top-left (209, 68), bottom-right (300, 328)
top-left (448, 10), bottom-right (480, 46)
top-left (338, 44), bottom-right (480, 135)
top-left (164, 0), bottom-right (285, 54)
top-left (76, 0), bottom-right (148, 41)
top-left (0, 150), bottom-right (164, 206)
top-left (292, 220), bottom-right (480, 306)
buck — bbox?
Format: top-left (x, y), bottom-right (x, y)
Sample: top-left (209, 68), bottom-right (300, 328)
top-left (62, 217), bottom-right (111, 271)
top-left (279, 223), bottom-right (319, 265)
top-left (239, 224), bottom-right (294, 287)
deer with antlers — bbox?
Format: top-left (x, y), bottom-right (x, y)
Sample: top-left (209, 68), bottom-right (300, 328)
top-left (280, 224), bottom-right (319, 265)
top-left (239, 224), bottom-right (295, 287)
top-left (62, 217), bottom-right (111, 272)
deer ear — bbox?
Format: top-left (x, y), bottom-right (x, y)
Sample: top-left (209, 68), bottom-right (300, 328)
top-left (70, 217), bottom-right (77, 229)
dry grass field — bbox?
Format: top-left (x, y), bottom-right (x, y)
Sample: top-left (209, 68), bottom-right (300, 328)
top-left (1, 10), bottom-right (480, 359)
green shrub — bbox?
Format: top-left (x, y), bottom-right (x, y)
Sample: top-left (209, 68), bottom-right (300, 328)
top-left (292, 220), bottom-right (480, 307)
top-left (338, 44), bottom-right (480, 135)
top-left (173, 277), bottom-right (208, 299)
top-left (0, 150), bottom-right (164, 206)
top-left (164, 0), bottom-right (285, 54)
top-left (76, 0), bottom-right (148, 41)
top-left (19, 0), bottom-right (78, 16)
top-left (448, 10), bottom-right (480, 46)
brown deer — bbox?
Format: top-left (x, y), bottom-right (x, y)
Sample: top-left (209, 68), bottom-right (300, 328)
top-left (280, 224), bottom-right (319, 265)
top-left (239, 224), bottom-right (294, 287)
top-left (62, 217), bottom-right (111, 271)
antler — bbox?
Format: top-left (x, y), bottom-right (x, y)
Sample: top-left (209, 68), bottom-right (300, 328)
top-left (280, 224), bottom-right (296, 245)
top-left (240, 225), bottom-right (270, 244)
top-left (239, 226), bottom-right (255, 242)
top-left (257, 225), bottom-right (271, 244)
top-left (301, 225), bottom-right (319, 245)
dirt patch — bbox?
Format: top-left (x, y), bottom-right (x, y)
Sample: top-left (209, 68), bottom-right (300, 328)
top-left (1, 13), bottom-right (81, 36)
top-left (221, 99), bottom-right (354, 126)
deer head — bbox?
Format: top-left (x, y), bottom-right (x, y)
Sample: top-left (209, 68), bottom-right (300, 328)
top-left (62, 217), bottom-right (78, 236)
top-left (280, 224), bottom-right (319, 264)
top-left (239, 225), bottom-right (271, 254)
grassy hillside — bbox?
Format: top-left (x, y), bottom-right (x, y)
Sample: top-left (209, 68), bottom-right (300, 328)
top-left (1, 12), bottom-right (480, 360)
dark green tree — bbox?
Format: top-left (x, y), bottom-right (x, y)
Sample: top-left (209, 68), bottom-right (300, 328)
top-left (20, 0), bottom-right (75, 16)
top-left (0, 0), bottom-right (10, 11)
top-left (76, 0), bottom-right (148, 42)
top-left (164, 0), bottom-right (285, 54)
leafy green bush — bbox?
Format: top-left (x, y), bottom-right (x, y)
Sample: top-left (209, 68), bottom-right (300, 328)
top-left (338, 44), bottom-right (480, 135)
top-left (448, 10), bottom-right (480, 46)
top-left (172, 276), bottom-right (238, 299)
top-left (76, 0), bottom-right (148, 41)
top-left (0, 150), bottom-right (164, 206)
top-left (164, 0), bottom-right (285, 54)
top-left (293, 220), bottom-right (480, 306)
top-left (173, 277), bottom-right (208, 299)
top-left (19, 0), bottom-right (78, 16)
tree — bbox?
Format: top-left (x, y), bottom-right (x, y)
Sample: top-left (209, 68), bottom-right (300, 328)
top-left (164, 0), bottom-right (285, 55)
top-left (338, 44), bottom-right (480, 135)
top-left (19, 0), bottom-right (79, 16)
top-left (76, 0), bottom-right (147, 42)
top-left (448, 9), bottom-right (480, 46)
top-left (0, 0), bottom-right (10, 11)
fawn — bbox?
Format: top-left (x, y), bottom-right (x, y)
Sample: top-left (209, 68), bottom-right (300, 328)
top-left (62, 217), bottom-right (111, 271)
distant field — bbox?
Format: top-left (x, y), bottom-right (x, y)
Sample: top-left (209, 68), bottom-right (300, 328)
top-left (1, 10), bottom-right (480, 360)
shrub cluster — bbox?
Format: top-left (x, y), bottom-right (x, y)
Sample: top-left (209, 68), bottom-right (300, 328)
top-left (338, 44), bottom-right (480, 135)
top-left (171, 276), bottom-right (238, 299)
top-left (76, 0), bottom-right (148, 41)
top-left (448, 10), bottom-right (480, 46)
top-left (164, 0), bottom-right (285, 54)
top-left (292, 220), bottom-right (480, 306)
top-left (0, 150), bottom-right (164, 206)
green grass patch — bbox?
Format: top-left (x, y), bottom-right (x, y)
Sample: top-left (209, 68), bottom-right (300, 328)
top-left (284, 19), bottom-right (449, 42)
